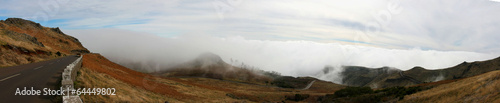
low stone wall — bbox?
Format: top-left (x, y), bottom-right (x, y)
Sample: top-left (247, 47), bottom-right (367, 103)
top-left (61, 56), bottom-right (83, 103)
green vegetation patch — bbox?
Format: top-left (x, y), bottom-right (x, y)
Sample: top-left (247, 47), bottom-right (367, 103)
top-left (334, 87), bottom-right (373, 97)
top-left (320, 86), bottom-right (426, 103)
top-left (271, 76), bottom-right (312, 88)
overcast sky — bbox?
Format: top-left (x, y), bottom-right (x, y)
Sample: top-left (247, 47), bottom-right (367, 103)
top-left (1, 0), bottom-right (500, 78)
top-left (1, 0), bottom-right (499, 53)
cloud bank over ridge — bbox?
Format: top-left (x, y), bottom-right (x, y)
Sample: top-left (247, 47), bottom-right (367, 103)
top-left (67, 29), bottom-right (497, 82)
top-left (1, 0), bottom-right (500, 53)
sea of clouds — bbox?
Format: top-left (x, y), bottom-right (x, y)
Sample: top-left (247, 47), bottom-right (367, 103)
top-left (67, 29), bottom-right (497, 83)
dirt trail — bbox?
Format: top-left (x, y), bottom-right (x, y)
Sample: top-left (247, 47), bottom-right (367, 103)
top-left (301, 80), bottom-right (316, 90)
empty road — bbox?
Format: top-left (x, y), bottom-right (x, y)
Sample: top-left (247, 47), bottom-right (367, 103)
top-left (0, 56), bottom-right (79, 103)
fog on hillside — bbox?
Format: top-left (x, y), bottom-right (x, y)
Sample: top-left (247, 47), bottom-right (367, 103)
top-left (67, 29), bottom-right (496, 83)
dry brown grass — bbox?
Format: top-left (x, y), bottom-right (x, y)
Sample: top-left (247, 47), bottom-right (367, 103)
top-left (0, 27), bottom-right (48, 66)
top-left (0, 31), bottom-right (43, 52)
top-left (0, 18), bottom-right (88, 67)
top-left (77, 67), bottom-right (180, 102)
top-left (80, 53), bottom-right (346, 102)
top-left (81, 54), bottom-right (195, 101)
top-left (2, 21), bottom-right (85, 54)
top-left (0, 45), bottom-right (49, 67)
top-left (412, 77), bottom-right (465, 88)
top-left (401, 70), bottom-right (500, 103)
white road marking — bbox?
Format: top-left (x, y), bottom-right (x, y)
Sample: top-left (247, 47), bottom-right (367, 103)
top-left (33, 66), bottom-right (43, 70)
top-left (0, 73), bottom-right (21, 82)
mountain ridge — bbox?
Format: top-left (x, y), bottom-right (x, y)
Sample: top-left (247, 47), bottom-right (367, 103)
top-left (341, 56), bottom-right (500, 88)
top-left (3, 18), bottom-right (498, 102)
top-left (0, 18), bottom-right (89, 67)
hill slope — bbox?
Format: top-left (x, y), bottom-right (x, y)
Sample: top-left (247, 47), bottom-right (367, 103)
top-left (341, 56), bottom-right (500, 88)
top-left (78, 53), bottom-right (346, 102)
top-left (340, 66), bottom-right (402, 88)
top-left (0, 18), bottom-right (89, 67)
top-left (0, 18), bottom-right (346, 102)
top-left (402, 70), bottom-right (500, 103)
top-left (157, 52), bottom-right (273, 85)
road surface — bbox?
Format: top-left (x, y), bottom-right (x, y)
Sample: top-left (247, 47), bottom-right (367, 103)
top-left (0, 56), bottom-right (79, 103)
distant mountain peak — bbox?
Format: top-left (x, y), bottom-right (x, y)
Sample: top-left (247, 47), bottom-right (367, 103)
top-left (3, 18), bottom-right (43, 29)
top-left (195, 52), bottom-right (223, 62)
top-left (193, 52), bottom-right (224, 66)
top-left (409, 66), bottom-right (427, 71)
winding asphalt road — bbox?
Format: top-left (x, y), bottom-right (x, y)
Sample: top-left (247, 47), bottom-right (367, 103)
top-left (0, 56), bottom-right (79, 103)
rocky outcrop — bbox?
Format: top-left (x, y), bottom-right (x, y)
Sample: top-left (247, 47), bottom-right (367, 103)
top-left (3, 30), bottom-right (44, 47)
top-left (2, 44), bottom-right (34, 55)
top-left (4, 18), bottom-right (43, 29)
top-left (71, 49), bottom-right (90, 54)
top-left (51, 27), bottom-right (65, 35)
top-left (0, 18), bottom-right (89, 67)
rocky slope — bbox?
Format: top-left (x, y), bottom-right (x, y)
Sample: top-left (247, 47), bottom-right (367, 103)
top-left (0, 18), bottom-right (89, 67)
top-left (341, 56), bottom-right (500, 88)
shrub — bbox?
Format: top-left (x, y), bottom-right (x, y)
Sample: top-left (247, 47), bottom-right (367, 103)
top-left (271, 76), bottom-right (311, 88)
top-left (286, 94), bottom-right (310, 101)
top-left (375, 86), bottom-right (423, 99)
top-left (334, 87), bottom-right (373, 97)
top-left (56, 51), bottom-right (61, 56)
top-left (325, 86), bottom-right (425, 102)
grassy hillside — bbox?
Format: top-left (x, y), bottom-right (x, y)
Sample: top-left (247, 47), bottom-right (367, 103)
top-left (78, 53), bottom-right (346, 102)
top-left (341, 66), bottom-right (402, 88)
top-left (315, 70), bottom-right (500, 103)
top-left (0, 18), bottom-right (89, 67)
top-left (157, 52), bottom-right (274, 85)
top-left (404, 57), bottom-right (500, 82)
top-left (341, 56), bottom-right (500, 88)
top-left (402, 70), bottom-right (500, 103)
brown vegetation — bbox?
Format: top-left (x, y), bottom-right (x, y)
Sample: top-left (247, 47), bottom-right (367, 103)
top-left (402, 70), bottom-right (500, 103)
top-left (79, 53), bottom-right (346, 102)
top-left (0, 18), bottom-right (88, 67)
top-left (76, 67), bottom-right (180, 102)
top-left (81, 54), bottom-right (193, 101)
top-left (341, 56), bottom-right (500, 88)
top-left (159, 52), bottom-right (273, 85)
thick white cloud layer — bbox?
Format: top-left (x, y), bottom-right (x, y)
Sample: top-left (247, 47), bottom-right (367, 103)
top-left (1, 0), bottom-right (500, 53)
top-left (2, 0), bottom-right (499, 83)
top-left (67, 29), bottom-right (497, 82)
